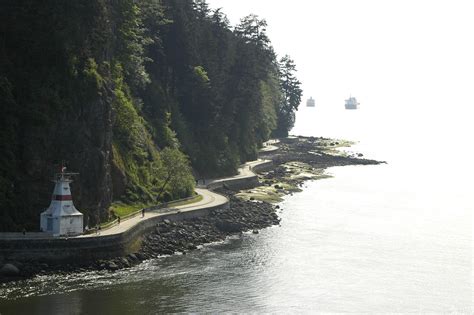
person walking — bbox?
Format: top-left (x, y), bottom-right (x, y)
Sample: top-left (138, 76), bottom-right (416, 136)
top-left (142, 208), bottom-right (145, 218)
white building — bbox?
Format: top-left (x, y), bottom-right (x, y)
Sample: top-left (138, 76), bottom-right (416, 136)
top-left (40, 169), bottom-right (83, 237)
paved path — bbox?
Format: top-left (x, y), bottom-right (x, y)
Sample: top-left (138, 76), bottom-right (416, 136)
top-left (260, 139), bottom-right (280, 153)
top-left (0, 146), bottom-right (277, 240)
top-left (81, 188), bottom-right (227, 237)
top-left (82, 158), bottom-right (272, 237)
top-left (198, 158), bottom-right (270, 189)
top-left (0, 142), bottom-right (279, 241)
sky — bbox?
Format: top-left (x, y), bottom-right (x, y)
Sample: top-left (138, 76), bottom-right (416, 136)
top-left (205, 0), bottom-right (474, 121)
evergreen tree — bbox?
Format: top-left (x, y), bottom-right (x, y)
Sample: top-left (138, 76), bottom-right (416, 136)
top-left (274, 55), bottom-right (303, 137)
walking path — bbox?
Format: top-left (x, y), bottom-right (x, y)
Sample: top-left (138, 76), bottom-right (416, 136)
top-left (1, 142), bottom-right (278, 240)
top-left (198, 158), bottom-right (270, 189)
top-left (81, 157), bottom-right (273, 237)
top-left (82, 188), bottom-right (227, 237)
top-left (260, 139), bottom-right (280, 153)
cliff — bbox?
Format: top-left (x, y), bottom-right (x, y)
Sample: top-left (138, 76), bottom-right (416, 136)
top-left (0, 0), bottom-right (302, 231)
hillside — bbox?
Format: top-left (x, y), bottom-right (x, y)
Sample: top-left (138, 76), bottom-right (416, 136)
top-left (0, 0), bottom-right (302, 231)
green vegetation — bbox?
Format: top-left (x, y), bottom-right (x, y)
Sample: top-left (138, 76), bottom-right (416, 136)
top-left (0, 0), bottom-right (302, 231)
top-left (110, 193), bottom-right (202, 219)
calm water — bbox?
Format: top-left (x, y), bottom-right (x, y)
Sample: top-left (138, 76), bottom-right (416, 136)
top-left (1, 106), bottom-right (472, 313)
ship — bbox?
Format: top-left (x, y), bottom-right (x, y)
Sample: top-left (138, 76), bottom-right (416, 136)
top-left (306, 97), bottom-right (315, 107)
top-left (345, 96), bottom-right (359, 109)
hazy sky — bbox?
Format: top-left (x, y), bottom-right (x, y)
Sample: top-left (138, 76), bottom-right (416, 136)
top-left (205, 0), bottom-right (474, 118)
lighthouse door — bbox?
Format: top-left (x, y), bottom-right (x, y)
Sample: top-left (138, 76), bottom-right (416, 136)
top-left (47, 218), bottom-right (53, 231)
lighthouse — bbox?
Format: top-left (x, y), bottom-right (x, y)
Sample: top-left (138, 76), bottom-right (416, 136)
top-left (40, 168), bottom-right (84, 237)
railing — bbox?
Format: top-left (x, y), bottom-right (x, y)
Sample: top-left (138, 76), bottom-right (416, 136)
top-left (84, 194), bottom-right (201, 234)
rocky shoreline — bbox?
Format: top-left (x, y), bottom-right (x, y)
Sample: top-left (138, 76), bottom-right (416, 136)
top-left (238, 136), bottom-right (384, 202)
top-left (0, 136), bottom-right (383, 283)
top-left (0, 191), bottom-right (280, 282)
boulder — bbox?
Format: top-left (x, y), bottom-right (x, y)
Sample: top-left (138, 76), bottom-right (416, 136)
top-left (215, 220), bottom-right (244, 233)
top-left (1, 263), bottom-right (20, 277)
top-left (162, 249), bottom-right (174, 255)
top-left (120, 258), bottom-right (131, 268)
top-left (107, 262), bottom-right (119, 271)
top-left (187, 243), bottom-right (197, 250)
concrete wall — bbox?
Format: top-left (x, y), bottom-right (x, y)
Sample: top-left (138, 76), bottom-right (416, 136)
top-left (0, 202), bottom-right (228, 264)
top-left (206, 176), bottom-right (259, 191)
top-left (251, 160), bottom-right (274, 173)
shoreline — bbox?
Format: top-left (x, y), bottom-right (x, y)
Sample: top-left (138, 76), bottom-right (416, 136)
top-left (0, 136), bottom-right (383, 283)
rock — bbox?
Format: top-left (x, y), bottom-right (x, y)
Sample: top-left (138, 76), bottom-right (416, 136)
top-left (163, 219), bottom-right (171, 225)
top-left (187, 243), bottom-right (197, 250)
top-left (275, 205), bottom-right (280, 209)
top-left (107, 262), bottom-right (119, 271)
top-left (128, 253), bottom-right (138, 261)
top-left (357, 153), bottom-right (363, 157)
top-left (120, 258), bottom-right (131, 268)
top-left (162, 249), bottom-right (174, 255)
top-left (215, 220), bottom-right (244, 233)
top-left (252, 230), bottom-right (259, 234)
top-left (135, 252), bottom-right (145, 260)
top-left (1, 263), bottom-right (20, 277)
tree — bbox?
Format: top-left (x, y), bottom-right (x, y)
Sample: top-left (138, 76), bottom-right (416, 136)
top-left (157, 147), bottom-right (195, 201)
top-left (234, 14), bottom-right (270, 49)
top-left (274, 55), bottom-right (303, 137)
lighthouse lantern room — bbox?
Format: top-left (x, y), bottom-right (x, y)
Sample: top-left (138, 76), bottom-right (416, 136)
top-left (40, 168), bottom-right (84, 237)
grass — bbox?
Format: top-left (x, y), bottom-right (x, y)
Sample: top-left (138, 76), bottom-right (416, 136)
top-left (110, 193), bottom-right (203, 219)
top-left (111, 202), bottom-right (147, 218)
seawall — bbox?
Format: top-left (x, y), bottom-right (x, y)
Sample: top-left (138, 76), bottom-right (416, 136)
top-left (0, 158), bottom-right (272, 265)
top-left (0, 203), bottom-right (228, 264)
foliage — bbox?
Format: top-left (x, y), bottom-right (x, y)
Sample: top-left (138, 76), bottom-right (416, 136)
top-left (0, 0), bottom-right (302, 231)
top-left (273, 55), bottom-right (303, 137)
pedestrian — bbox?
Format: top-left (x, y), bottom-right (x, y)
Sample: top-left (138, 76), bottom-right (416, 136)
top-left (117, 216), bottom-right (121, 225)
top-left (22, 228), bottom-right (26, 236)
top-left (142, 208), bottom-right (145, 217)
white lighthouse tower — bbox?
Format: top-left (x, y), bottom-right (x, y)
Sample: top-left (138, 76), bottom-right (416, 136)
top-left (40, 168), bottom-right (84, 237)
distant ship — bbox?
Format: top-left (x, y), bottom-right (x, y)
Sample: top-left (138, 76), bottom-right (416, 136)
top-left (345, 96), bottom-right (359, 109)
top-left (306, 97), bottom-right (315, 107)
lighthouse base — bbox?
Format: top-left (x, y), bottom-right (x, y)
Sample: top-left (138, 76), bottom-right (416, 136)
top-left (40, 212), bottom-right (84, 237)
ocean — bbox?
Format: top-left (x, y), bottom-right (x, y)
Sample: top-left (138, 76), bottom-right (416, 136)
top-left (1, 105), bottom-right (472, 313)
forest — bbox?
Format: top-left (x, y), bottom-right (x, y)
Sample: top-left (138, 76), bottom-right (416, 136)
top-left (0, 0), bottom-right (302, 231)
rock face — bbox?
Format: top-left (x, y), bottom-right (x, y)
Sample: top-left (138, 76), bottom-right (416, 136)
top-left (8, 85), bottom-right (114, 229)
top-left (0, 2), bottom-right (117, 231)
top-left (0, 263), bottom-right (20, 277)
